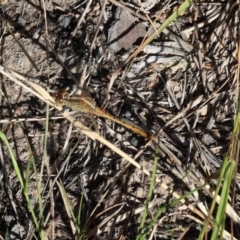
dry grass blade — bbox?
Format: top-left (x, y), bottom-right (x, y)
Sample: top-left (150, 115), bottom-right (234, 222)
top-left (0, 66), bottom-right (54, 104)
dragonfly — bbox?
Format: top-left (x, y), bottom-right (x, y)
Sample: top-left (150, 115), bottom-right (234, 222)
top-left (52, 89), bottom-right (155, 140)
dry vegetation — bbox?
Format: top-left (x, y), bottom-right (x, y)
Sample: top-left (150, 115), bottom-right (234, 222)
top-left (0, 0), bottom-right (239, 239)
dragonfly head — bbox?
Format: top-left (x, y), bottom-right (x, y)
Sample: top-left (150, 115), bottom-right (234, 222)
top-left (52, 89), bottom-right (70, 106)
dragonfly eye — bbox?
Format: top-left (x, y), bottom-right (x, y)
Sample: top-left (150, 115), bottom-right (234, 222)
top-left (62, 91), bottom-right (69, 101)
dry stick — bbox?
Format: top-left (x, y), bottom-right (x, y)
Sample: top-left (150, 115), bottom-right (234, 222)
top-left (109, 0), bottom-right (148, 21)
top-left (89, 0), bottom-right (107, 55)
top-left (72, 0), bottom-right (93, 37)
top-left (164, 77), bottom-right (231, 129)
top-left (44, 38), bottom-right (79, 84)
top-left (78, 0), bottom-right (108, 88)
top-left (204, 0), bottom-right (232, 52)
top-left (0, 116), bottom-right (63, 124)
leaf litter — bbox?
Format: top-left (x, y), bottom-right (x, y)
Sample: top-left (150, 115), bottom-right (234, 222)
top-left (0, 0), bottom-right (239, 239)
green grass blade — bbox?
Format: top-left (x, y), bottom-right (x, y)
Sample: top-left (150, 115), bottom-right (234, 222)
top-left (137, 149), bottom-right (159, 239)
top-left (210, 160), bottom-right (236, 240)
top-left (199, 40), bottom-right (240, 240)
top-left (0, 131), bottom-right (24, 188)
top-left (0, 130), bottom-right (46, 239)
top-left (139, 0), bottom-right (194, 51)
top-left (139, 185), bottom-right (205, 240)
